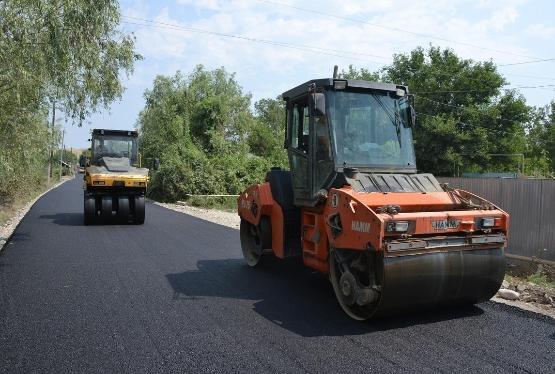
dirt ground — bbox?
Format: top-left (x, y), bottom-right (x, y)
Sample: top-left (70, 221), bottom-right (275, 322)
top-left (497, 272), bottom-right (555, 317)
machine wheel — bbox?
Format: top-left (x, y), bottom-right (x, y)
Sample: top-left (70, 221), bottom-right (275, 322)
top-left (133, 196), bottom-right (145, 225)
top-left (329, 249), bottom-right (380, 321)
top-left (118, 196), bottom-right (130, 224)
top-left (83, 195), bottom-right (96, 225)
top-left (240, 217), bottom-right (270, 267)
top-left (101, 196), bottom-right (113, 224)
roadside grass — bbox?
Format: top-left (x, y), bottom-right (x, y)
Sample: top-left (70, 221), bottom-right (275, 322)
top-left (0, 175), bottom-right (68, 226)
top-left (506, 265), bottom-right (555, 291)
top-left (526, 270), bottom-right (555, 289)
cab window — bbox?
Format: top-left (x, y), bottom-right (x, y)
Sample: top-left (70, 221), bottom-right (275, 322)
top-left (289, 102), bottom-right (309, 154)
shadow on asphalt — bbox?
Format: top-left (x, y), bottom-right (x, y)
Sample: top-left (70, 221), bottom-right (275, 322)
top-left (40, 213), bottom-right (83, 226)
top-left (166, 258), bottom-right (485, 337)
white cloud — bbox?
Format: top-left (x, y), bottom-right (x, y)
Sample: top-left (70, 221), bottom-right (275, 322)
top-left (526, 23), bottom-right (555, 40)
top-left (176, 0), bottom-right (222, 10)
top-left (485, 6), bottom-right (519, 31)
top-left (120, 0), bottom-right (540, 103)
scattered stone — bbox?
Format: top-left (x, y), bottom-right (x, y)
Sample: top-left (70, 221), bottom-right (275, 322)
top-left (502, 280), bottom-right (509, 288)
top-left (497, 288), bottom-right (520, 301)
top-left (154, 201), bottom-right (240, 230)
top-left (516, 284), bottom-right (527, 292)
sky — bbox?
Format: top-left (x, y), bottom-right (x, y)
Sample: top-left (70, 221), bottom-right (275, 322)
top-left (64, 0), bottom-right (555, 149)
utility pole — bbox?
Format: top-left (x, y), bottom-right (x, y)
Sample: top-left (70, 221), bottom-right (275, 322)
top-left (59, 127), bottom-right (65, 181)
top-left (48, 101), bottom-right (56, 184)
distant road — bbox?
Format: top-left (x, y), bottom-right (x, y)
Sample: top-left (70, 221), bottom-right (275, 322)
top-left (0, 177), bottom-right (553, 373)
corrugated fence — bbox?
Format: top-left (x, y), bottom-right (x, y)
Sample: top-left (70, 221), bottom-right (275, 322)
top-left (438, 177), bottom-right (555, 261)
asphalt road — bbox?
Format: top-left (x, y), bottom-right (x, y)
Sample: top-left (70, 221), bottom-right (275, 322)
top-left (0, 177), bottom-right (553, 374)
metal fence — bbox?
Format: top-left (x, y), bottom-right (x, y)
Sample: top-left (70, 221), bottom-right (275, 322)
top-left (438, 177), bottom-right (555, 262)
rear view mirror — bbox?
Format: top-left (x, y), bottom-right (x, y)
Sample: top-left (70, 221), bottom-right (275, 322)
top-left (311, 93), bottom-right (326, 117)
top-left (153, 158), bottom-right (160, 171)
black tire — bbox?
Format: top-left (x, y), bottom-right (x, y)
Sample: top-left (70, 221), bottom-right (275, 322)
top-left (101, 196), bottom-right (112, 224)
top-left (133, 196), bottom-right (145, 224)
top-left (118, 196), bottom-right (130, 224)
top-left (83, 195), bottom-right (96, 225)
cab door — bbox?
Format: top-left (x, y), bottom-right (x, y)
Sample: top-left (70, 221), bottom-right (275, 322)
top-left (287, 96), bottom-right (312, 205)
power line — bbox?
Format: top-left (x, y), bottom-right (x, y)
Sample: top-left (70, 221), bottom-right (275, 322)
top-left (497, 72), bottom-right (555, 81)
top-left (256, 0), bottom-right (541, 60)
top-left (414, 84), bottom-right (555, 94)
top-left (415, 96), bottom-right (525, 125)
top-left (498, 58), bottom-right (555, 66)
top-left (122, 16), bottom-right (555, 85)
top-left (121, 17), bottom-right (389, 65)
top-left (415, 111), bottom-right (523, 137)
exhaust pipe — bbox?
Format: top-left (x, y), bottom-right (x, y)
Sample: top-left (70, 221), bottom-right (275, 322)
top-left (333, 65), bottom-right (339, 79)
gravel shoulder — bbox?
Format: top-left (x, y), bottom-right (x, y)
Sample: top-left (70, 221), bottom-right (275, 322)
top-left (152, 201), bottom-right (240, 229)
top-left (0, 176), bottom-right (73, 252)
top-left (156, 200), bottom-right (554, 319)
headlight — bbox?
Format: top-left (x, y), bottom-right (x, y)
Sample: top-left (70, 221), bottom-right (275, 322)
top-left (386, 221), bottom-right (410, 232)
top-left (481, 217), bottom-right (496, 227)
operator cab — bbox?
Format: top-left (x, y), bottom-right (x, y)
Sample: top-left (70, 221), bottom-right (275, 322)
top-left (281, 79), bottom-right (437, 207)
top-left (90, 129), bottom-right (139, 167)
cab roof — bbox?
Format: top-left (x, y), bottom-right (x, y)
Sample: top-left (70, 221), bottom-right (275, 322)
top-left (92, 129), bottom-right (138, 137)
top-left (281, 78), bottom-right (408, 101)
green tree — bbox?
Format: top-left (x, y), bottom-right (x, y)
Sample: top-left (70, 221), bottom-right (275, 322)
top-left (345, 47), bottom-right (531, 175)
top-left (340, 65), bottom-right (380, 81)
top-left (248, 97), bottom-right (288, 165)
top-left (0, 0), bottom-right (139, 208)
top-left (1, 0), bottom-right (140, 122)
top-left (526, 101), bottom-right (555, 176)
top-left (138, 66), bottom-right (286, 202)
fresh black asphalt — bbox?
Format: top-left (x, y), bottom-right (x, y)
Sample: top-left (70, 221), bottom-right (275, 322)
top-left (0, 177), bottom-right (553, 373)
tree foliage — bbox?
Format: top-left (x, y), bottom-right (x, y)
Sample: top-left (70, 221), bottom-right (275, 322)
top-left (0, 0), bottom-right (139, 205)
top-left (526, 101), bottom-right (555, 176)
top-left (344, 47), bottom-right (535, 176)
top-left (141, 48), bottom-right (554, 204)
top-left (1, 0), bottom-right (140, 122)
top-left (138, 65), bottom-right (287, 202)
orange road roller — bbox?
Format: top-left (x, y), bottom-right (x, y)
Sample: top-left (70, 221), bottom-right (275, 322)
top-left (237, 76), bottom-right (508, 320)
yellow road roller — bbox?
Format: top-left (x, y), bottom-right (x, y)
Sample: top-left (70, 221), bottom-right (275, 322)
top-left (83, 129), bottom-right (149, 225)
